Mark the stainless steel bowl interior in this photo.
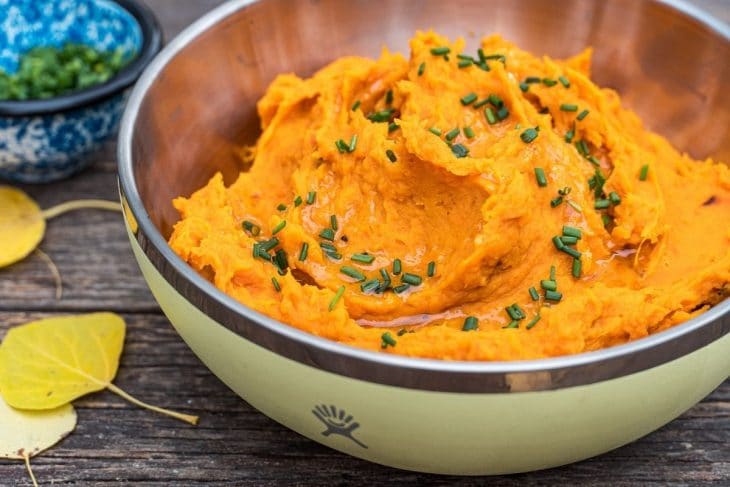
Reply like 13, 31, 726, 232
119, 0, 730, 393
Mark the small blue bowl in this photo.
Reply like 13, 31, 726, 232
0, 0, 161, 183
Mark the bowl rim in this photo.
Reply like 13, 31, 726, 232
118, 0, 730, 393
0, 0, 163, 117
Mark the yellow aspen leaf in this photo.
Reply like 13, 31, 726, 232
0, 313, 199, 425
0, 395, 77, 487
0, 185, 120, 269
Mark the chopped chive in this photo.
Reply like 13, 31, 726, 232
293, 195, 303, 207
319, 242, 337, 252
477, 60, 489, 71
474, 98, 490, 108
560, 103, 578, 112
458, 58, 473, 68
348, 134, 358, 152
307, 191, 316, 205
367, 108, 394, 122
340, 266, 366, 282
477, 48, 487, 62
451, 143, 469, 158
558, 75, 570, 88
503, 320, 520, 329
552, 236, 565, 250
260, 237, 279, 252
277, 203, 287, 211
561, 246, 582, 259
401, 273, 423, 286
242, 220, 261, 236
361, 279, 381, 293
462, 316, 479, 331
560, 236, 579, 245
562, 225, 582, 238
519, 82, 529, 92
326, 252, 342, 260
577, 109, 590, 121
386, 149, 397, 162
540, 279, 557, 291
385, 89, 394, 105
529, 286, 540, 301
496, 107, 509, 121
274, 248, 288, 270
544, 290, 563, 302
335, 139, 348, 153
506, 304, 525, 320
567, 200, 583, 213
487, 94, 503, 108
319, 228, 335, 241
550, 265, 557, 281
587, 156, 601, 166
602, 214, 613, 227
520, 127, 539, 143
381, 331, 397, 348
445, 127, 460, 141
525, 76, 541, 84
429, 127, 442, 136
542, 78, 558, 87
639, 164, 649, 181
572, 258, 582, 278
565, 126, 575, 143
352, 253, 375, 264
397, 328, 407, 336
351, 100, 361, 111
526, 314, 541, 329
329, 285, 345, 311
534, 167, 548, 187
594, 199, 610, 209
393, 258, 402, 275
329, 215, 338, 231
550, 196, 564, 207
609, 191, 621, 205
393, 283, 410, 294
463, 126, 475, 139
427, 261, 436, 277
460, 92, 478, 106
379, 268, 392, 292
430, 46, 450, 56
418, 62, 426, 76
388, 122, 400, 133
271, 276, 281, 292
559, 187, 572, 196
272, 220, 286, 235
576, 139, 589, 156
484, 53, 506, 63
298, 242, 309, 261
251, 244, 263, 260
485, 107, 497, 124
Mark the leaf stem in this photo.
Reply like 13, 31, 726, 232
106, 383, 199, 425
41, 200, 120, 220
23, 452, 39, 487
35, 249, 63, 300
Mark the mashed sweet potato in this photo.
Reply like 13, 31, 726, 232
169, 32, 730, 361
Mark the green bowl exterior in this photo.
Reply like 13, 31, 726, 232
125, 220, 730, 475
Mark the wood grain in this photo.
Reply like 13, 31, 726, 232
0, 0, 727, 485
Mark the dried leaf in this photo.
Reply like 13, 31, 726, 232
0, 394, 77, 487
0, 313, 198, 425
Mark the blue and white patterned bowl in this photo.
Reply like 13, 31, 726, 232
0, 0, 161, 183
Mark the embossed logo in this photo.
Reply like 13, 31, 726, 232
312, 404, 367, 449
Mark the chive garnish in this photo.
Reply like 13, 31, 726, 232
594, 199, 610, 209
340, 266, 366, 282
458, 59, 473, 68
329, 285, 345, 311
242, 220, 261, 236
445, 127, 460, 141
260, 237, 279, 252
506, 304, 524, 320
388, 122, 400, 133
327, 216, 337, 232
460, 92, 478, 106
296, 242, 308, 262
463, 126, 475, 139
348, 134, 358, 152
550, 196, 563, 207
430, 46, 450, 56
639, 164, 649, 181
293, 196, 303, 207
540, 279, 557, 291
503, 320, 519, 329
484, 53, 506, 63
552, 236, 565, 250
544, 290, 563, 302
485, 107, 497, 125
474, 98, 490, 108
560, 104, 578, 112
462, 316, 479, 331
386, 149, 397, 162
401, 273, 423, 286
381, 332, 397, 348
418, 62, 426, 76
319, 242, 336, 252
271, 276, 281, 292
306, 191, 316, 205
385, 89, 393, 105
451, 143, 469, 158
565, 126, 575, 143
525, 76, 541, 84
497, 106, 509, 120
561, 246, 581, 259
577, 109, 590, 121
397, 328, 407, 336
319, 228, 335, 241
379, 268, 392, 292
393, 259, 402, 275
361, 279, 381, 293
429, 127, 442, 136
277, 203, 287, 211
351, 100, 361, 111
560, 236, 579, 245
576, 139, 589, 156
352, 253, 375, 264
602, 214, 613, 227
272, 220, 286, 235
543, 78, 558, 87
274, 248, 288, 270
335, 139, 348, 153
520, 127, 539, 143
526, 314, 541, 329
559, 187, 572, 196
609, 191, 621, 205
487, 94, 503, 108
529, 286, 540, 301
550, 265, 557, 281
393, 283, 410, 294
572, 258, 582, 278
558, 75, 570, 88
534, 167, 548, 187
427, 261, 436, 277
519, 82, 529, 92
367, 109, 394, 123
567, 200, 582, 213
562, 226, 582, 238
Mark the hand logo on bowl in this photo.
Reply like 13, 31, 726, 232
311, 404, 367, 449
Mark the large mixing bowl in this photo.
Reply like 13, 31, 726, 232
118, 0, 730, 475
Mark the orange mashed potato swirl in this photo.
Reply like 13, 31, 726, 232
169, 32, 730, 361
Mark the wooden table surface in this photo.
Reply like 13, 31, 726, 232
1, 1, 728, 485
